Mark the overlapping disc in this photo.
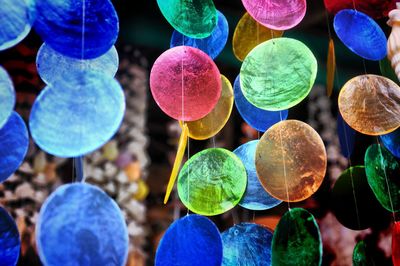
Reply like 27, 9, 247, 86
380, 128, 400, 158
324, 0, 395, 19
393, 222, 400, 265
337, 112, 356, 158
0, 207, 20, 265
0, 66, 15, 129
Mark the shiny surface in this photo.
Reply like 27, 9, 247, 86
170, 11, 228, 59
177, 148, 247, 216
256, 120, 327, 202
36, 183, 129, 266
232, 12, 283, 62
37, 43, 119, 84
221, 223, 273, 266
393, 222, 400, 266
30, 72, 125, 157
380, 128, 400, 158
337, 112, 356, 158
150, 46, 221, 121
155, 215, 222, 266
241, 0, 306, 30
0, 0, 35, 51
240, 38, 317, 111
364, 144, 400, 212
233, 141, 281, 210
272, 208, 322, 266
157, 0, 217, 38
338, 75, 400, 136
0, 112, 29, 183
353, 241, 375, 266
34, 0, 119, 59
327, 38, 336, 97
334, 9, 387, 60
233, 75, 287, 132
183, 75, 233, 140
0, 207, 20, 265
0, 66, 15, 129
324, 0, 395, 19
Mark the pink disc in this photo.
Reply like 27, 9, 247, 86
150, 46, 221, 121
241, 0, 307, 30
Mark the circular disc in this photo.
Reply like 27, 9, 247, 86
29, 72, 125, 157
0, 66, 15, 128
0, 207, 20, 265
221, 223, 273, 266
338, 74, 400, 136
37, 43, 119, 84
150, 46, 221, 121
36, 183, 129, 266
256, 120, 327, 202
240, 37, 317, 111
157, 0, 217, 38
33, 0, 119, 59
233, 12, 283, 62
241, 0, 306, 30
324, 0, 395, 19
233, 140, 282, 210
233, 75, 288, 132
177, 148, 247, 216
380, 128, 400, 158
170, 10, 228, 59
0, 112, 29, 182
155, 215, 222, 266
393, 222, 400, 265
353, 241, 376, 266
333, 9, 387, 61
183, 75, 233, 140
272, 208, 322, 266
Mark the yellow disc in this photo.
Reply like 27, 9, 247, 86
327, 38, 335, 97
338, 74, 400, 136
182, 75, 234, 140
233, 12, 283, 62
256, 120, 327, 202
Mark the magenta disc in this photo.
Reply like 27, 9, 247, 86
241, 0, 306, 30
150, 46, 221, 121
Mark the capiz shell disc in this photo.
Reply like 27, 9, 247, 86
0, 207, 20, 265
0, 66, 15, 129
393, 222, 400, 265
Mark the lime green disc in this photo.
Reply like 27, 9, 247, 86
240, 37, 317, 111
156, 0, 217, 38
177, 148, 247, 216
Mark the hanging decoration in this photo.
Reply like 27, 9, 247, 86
388, 3, 400, 81
0, 66, 15, 128
324, 0, 395, 19
393, 222, 400, 265
337, 112, 356, 158
0, 206, 20, 265
380, 128, 400, 158
352, 241, 376, 265
379, 57, 399, 84
326, 38, 336, 97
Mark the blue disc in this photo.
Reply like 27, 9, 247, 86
0, 112, 29, 183
234, 140, 282, 210
155, 215, 223, 266
170, 10, 229, 59
234, 75, 288, 132
36, 183, 129, 266
333, 9, 387, 61
0, 66, 15, 129
0, 207, 20, 265
380, 128, 400, 159
33, 0, 119, 59
29, 72, 125, 157
337, 112, 356, 158
221, 223, 273, 266
37, 43, 119, 84
0, 0, 35, 51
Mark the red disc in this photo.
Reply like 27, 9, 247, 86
324, 0, 395, 19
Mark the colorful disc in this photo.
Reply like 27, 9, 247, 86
0, 112, 29, 183
34, 0, 119, 59
29, 72, 125, 157
221, 223, 273, 266
272, 208, 322, 266
0, 66, 15, 129
177, 148, 247, 216
338, 75, 400, 136
256, 120, 327, 202
327, 38, 336, 97
337, 112, 356, 158
233, 140, 281, 211
36, 183, 128, 266
232, 12, 283, 62
182, 75, 233, 140
380, 128, 400, 158
241, 0, 306, 30
393, 222, 400, 266
150, 46, 221, 121
0, 207, 20, 265
157, 0, 217, 38
333, 9, 387, 61
37, 43, 119, 85
156, 215, 222, 266
379, 57, 399, 85
240, 38, 317, 111
324, 0, 395, 19
233, 75, 288, 132
170, 10, 228, 59
353, 241, 376, 266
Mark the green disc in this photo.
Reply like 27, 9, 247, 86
177, 148, 247, 216
156, 0, 217, 38
379, 57, 399, 85
353, 241, 376, 266
364, 144, 400, 212
272, 208, 322, 266
240, 37, 317, 111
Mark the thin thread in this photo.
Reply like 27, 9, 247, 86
362, 59, 368, 74
352, 0, 357, 10
324, 9, 332, 39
